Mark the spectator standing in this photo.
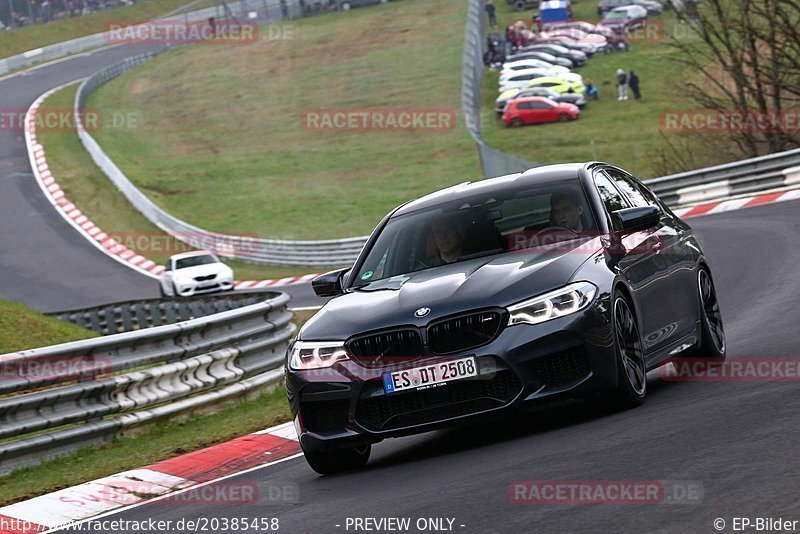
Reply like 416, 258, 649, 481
616, 68, 628, 101
485, 0, 497, 27
629, 70, 641, 100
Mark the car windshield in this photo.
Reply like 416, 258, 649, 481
606, 10, 629, 19
175, 254, 218, 269
352, 180, 596, 288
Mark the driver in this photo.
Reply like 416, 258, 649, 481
549, 190, 585, 232
426, 217, 465, 266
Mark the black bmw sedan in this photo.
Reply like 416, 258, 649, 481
285, 163, 726, 474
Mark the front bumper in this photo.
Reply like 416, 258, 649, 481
285, 294, 618, 452
174, 278, 234, 296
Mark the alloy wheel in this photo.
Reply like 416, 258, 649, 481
699, 269, 725, 353
614, 297, 646, 396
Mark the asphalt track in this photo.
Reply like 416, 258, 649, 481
0, 44, 322, 312
60, 198, 800, 533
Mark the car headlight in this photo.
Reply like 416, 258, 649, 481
174, 275, 193, 286
289, 341, 349, 370
507, 282, 597, 326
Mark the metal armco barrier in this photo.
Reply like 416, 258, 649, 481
644, 149, 800, 206
48, 289, 282, 334
0, 291, 294, 475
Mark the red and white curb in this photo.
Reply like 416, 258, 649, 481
672, 187, 800, 218
24, 85, 320, 289
0, 422, 301, 533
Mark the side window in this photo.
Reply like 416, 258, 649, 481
593, 171, 629, 229
606, 169, 658, 208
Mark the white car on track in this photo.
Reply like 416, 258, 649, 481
159, 251, 234, 297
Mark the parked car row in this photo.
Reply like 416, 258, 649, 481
496, 5, 661, 127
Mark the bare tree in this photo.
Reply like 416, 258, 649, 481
668, 0, 800, 157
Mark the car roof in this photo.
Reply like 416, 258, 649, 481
171, 250, 217, 260
393, 163, 592, 216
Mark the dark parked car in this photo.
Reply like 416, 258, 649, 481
598, 5, 649, 32
336, 0, 390, 10
521, 44, 588, 66
286, 163, 726, 474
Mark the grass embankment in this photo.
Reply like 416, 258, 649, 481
37, 85, 305, 280
0, 0, 194, 60
484, 2, 729, 178
85, 0, 477, 241
0, 298, 96, 353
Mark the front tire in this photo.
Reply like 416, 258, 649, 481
608, 292, 646, 408
691, 267, 726, 360
303, 444, 371, 475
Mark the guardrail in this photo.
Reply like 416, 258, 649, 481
644, 149, 800, 206
48, 288, 282, 334
0, 291, 293, 475
0, 0, 303, 77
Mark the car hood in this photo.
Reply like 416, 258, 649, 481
300, 241, 600, 341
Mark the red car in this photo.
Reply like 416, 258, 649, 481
503, 96, 580, 127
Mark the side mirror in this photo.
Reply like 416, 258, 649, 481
311, 268, 351, 297
613, 205, 661, 232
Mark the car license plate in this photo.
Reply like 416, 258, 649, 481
382, 356, 478, 394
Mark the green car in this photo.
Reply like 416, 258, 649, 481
525, 76, 585, 95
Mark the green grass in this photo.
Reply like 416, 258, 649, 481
0, 0, 196, 60
484, 2, 732, 178
37, 84, 314, 279
0, 387, 292, 506
86, 0, 478, 241
0, 299, 97, 354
